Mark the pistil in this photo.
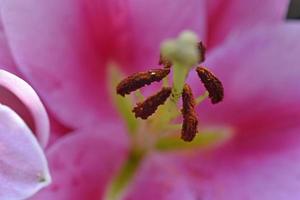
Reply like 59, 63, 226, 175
106, 30, 226, 200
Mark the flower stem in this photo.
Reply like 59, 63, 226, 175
104, 148, 146, 200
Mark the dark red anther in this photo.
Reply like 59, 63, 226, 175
198, 41, 206, 63
181, 84, 198, 142
116, 68, 170, 96
159, 54, 172, 69
196, 66, 224, 104
133, 87, 172, 119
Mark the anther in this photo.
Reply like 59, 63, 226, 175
159, 54, 172, 69
181, 84, 198, 142
133, 87, 172, 119
198, 42, 206, 63
195, 66, 224, 104
116, 68, 170, 96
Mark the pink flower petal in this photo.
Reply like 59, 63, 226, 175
31, 123, 128, 199
0, 0, 208, 128
180, 22, 300, 199
0, 0, 118, 128
179, 126, 300, 200
191, 23, 300, 134
207, 0, 290, 48
126, 0, 207, 71
0, 104, 50, 199
125, 155, 198, 200
0, 70, 50, 147
47, 115, 73, 146
0, 27, 19, 74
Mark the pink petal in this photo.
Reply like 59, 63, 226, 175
190, 23, 300, 134
0, 104, 50, 199
0, 0, 208, 128
0, 26, 19, 74
207, 0, 290, 48
124, 154, 198, 200
126, 0, 207, 71
178, 126, 300, 200
31, 123, 128, 200
179, 22, 300, 200
0, 70, 50, 147
47, 114, 73, 146
0, 0, 119, 128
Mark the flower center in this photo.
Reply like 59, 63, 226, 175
115, 31, 224, 144
105, 30, 230, 200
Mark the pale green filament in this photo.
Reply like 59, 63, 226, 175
196, 91, 209, 105
162, 74, 169, 87
156, 128, 233, 151
134, 89, 144, 102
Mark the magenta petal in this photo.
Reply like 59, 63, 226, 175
207, 0, 290, 48
0, 30, 19, 74
180, 126, 300, 200
125, 155, 197, 200
31, 124, 128, 200
0, 104, 50, 199
0, 0, 115, 128
183, 23, 300, 199
192, 23, 300, 134
0, 70, 49, 147
126, 0, 207, 71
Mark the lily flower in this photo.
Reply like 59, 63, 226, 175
0, 0, 299, 200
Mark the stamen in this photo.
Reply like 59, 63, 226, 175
133, 87, 172, 119
197, 42, 206, 63
181, 84, 198, 142
116, 68, 170, 96
196, 66, 224, 104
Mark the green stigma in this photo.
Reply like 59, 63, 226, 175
161, 31, 200, 101
161, 30, 200, 67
